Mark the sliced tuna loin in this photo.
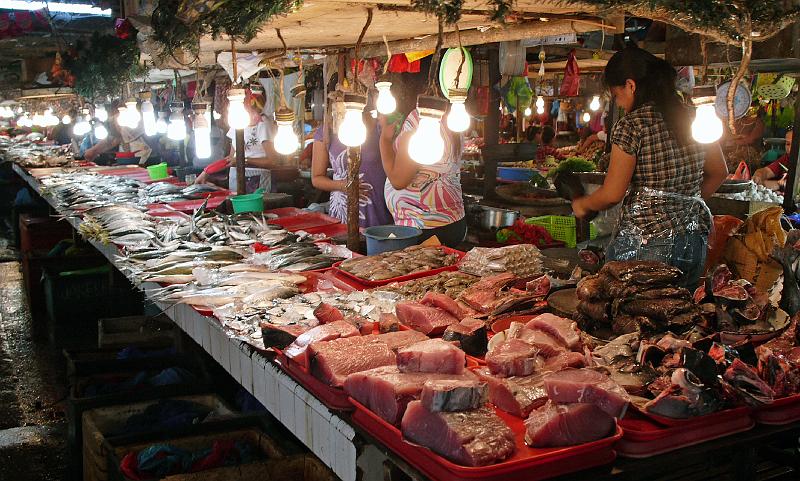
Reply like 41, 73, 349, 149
260, 323, 309, 349
541, 351, 587, 373
507, 322, 567, 357
395, 301, 459, 335
344, 367, 477, 425
401, 401, 516, 466
486, 339, 542, 377
344, 315, 376, 335
284, 321, 361, 367
525, 401, 615, 447
421, 379, 488, 412
525, 313, 581, 350
309, 336, 395, 386
379, 312, 400, 333
442, 318, 488, 356
397, 339, 466, 374
420, 292, 464, 319
314, 302, 345, 323
377, 330, 429, 352
476, 367, 548, 418
543, 368, 631, 418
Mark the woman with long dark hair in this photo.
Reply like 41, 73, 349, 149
571, 47, 728, 288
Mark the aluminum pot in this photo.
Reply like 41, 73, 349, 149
477, 206, 519, 230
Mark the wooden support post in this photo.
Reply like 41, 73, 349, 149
235, 130, 246, 195
483, 44, 501, 200
347, 147, 362, 252
782, 22, 800, 214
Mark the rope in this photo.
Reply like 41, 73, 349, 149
353, 8, 374, 94
382, 35, 391, 75
231, 37, 238, 84
453, 23, 465, 89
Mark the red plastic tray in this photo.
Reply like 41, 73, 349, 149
350, 397, 621, 481
754, 393, 800, 425
265, 207, 303, 218
157, 196, 228, 213
298, 270, 358, 294
332, 246, 466, 288
629, 405, 751, 428
268, 212, 341, 231
616, 408, 754, 458
304, 223, 350, 239
274, 353, 355, 411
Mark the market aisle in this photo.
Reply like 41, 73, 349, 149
0, 249, 67, 480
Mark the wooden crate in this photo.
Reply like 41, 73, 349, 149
82, 394, 234, 481
97, 315, 180, 350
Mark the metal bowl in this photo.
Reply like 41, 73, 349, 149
476, 206, 519, 230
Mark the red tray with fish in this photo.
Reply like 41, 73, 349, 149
304, 223, 351, 240
349, 396, 621, 481
157, 196, 229, 213
617, 408, 754, 458
627, 405, 751, 428
753, 394, 800, 425
274, 353, 356, 411
332, 246, 466, 288
264, 207, 303, 218
267, 212, 341, 231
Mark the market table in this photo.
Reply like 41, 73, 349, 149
11, 162, 800, 481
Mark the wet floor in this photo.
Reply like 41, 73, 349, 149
0, 234, 68, 480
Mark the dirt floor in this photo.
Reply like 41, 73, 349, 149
0, 225, 68, 480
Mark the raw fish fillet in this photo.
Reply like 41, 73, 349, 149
397, 339, 466, 374
260, 323, 310, 349
379, 312, 400, 333
420, 292, 464, 319
378, 330, 429, 352
475, 367, 548, 418
344, 367, 477, 425
486, 339, 542, 377
314, 303, 345, 323
442, 318, 488, 356
421, 379, 487, 412
525, 401, 615, 447
525, 313, 581, 350
542, 351, 587, 372
395, 301, 459, 335
284, 320, 361, 368
543, 368, 631, 418
401, 401, 516, 466
309, 336, 395, 386
507, 322, 567, 357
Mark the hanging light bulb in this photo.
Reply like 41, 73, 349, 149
408, 95, 448, 165
61, 114, 72, 125
273, 107, 299, 155
582, 112, 591, 123
375, 80, 396, 115
535, 96, 545, 109
536, 105, 545, 115
94, 123, 108, 140
337, 94, 367, 147
524, 107, 532, 117
589, 95, 601, 112
192, 102, 211, 159
31, 112, 44, 127
446, 88, 470, 133
141, 98, 156, 137
227, 88, 250, 130
17, 112, 32, 128
117, 106, 129, 127
0, 106, 10, 118
72, 109, 91, 135
155, 111, 168, 134
691, 103, 723, 144
167, 102, 187, 141
44, 109, 59, 126
124, 98, 140, 128
95, 104, 108, 122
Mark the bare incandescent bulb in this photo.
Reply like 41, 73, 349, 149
192, 104, 211, 159
167, 103, 187, 141
155, 111, 168, 134
273, 108, 299, 155
95, 105, 108, 122
61, 114, 72, 125
535, 96, 545, 109
375, 81, 396, 115
337, 94, 367, 147
124, 98, 140, 128
590, 95, 601, 111
524, 107, 532, 117
72, 109, 91, 135
227, 88, 250, 130
446, 88, 470, 133
582, 112, 591, 123
408, 95, 447, 165
691, 104, 723, 144
94, 123, 108, 140
141, 100, 156, 136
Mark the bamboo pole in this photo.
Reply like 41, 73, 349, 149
346, 147, 362, 251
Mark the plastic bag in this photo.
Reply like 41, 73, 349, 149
559, 50, 580, 97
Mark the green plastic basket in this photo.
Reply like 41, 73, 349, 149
230, 192, 264, 213
146, 163, 168, 180
525, 215, 597, 248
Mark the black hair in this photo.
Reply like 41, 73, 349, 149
604, 46, 693, 145
525, 125, 541, 142
541, 125, 555, 145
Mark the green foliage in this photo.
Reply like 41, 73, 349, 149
411, 0, 464, 24
547, 157, 596, 177
66, 32, 145, 101
151, 0, 301, 60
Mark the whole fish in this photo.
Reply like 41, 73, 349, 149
772, 246, 800, 316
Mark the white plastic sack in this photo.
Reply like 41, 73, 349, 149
217, 51, 265, 84
499, 41, 526, 77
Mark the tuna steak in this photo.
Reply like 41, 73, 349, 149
401, 401, 516, 466
397, 339, 466, 374
524, 401, 615, 448
525, 313, 581, 350
377, 330, 429, 352
260, 323, 309, 349
309, 336, 395, 387
421, 379, 488, 412
284, 321, 361, 367
475, 367, 548, 418
314, 303, 345, 323
541, 351, 587, 372
543, 368, 631, 418
420, 292, 464, 319
442, 318, 488, 356
344, 366, 477, 425
507, 322, 567, 357
395, 301, 459, 335
486, 339, 542, 377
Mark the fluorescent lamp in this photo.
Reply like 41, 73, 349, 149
0, 1, 112, 15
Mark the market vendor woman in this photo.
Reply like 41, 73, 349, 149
571, 47, 728, 288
